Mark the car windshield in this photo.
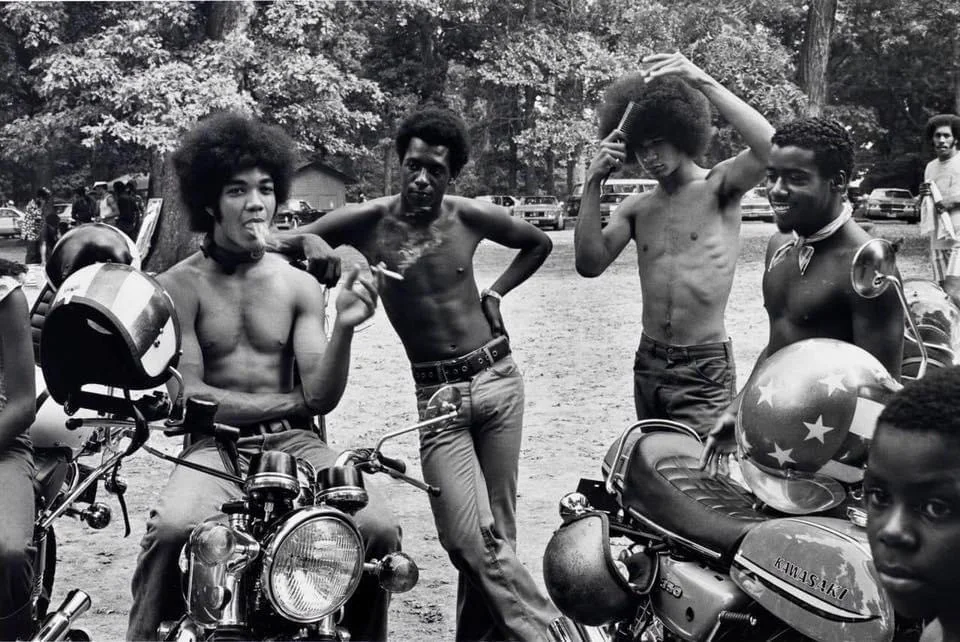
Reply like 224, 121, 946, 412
872, 189, 912, 199
522, 197, 555, 205
600, 193, 628, 204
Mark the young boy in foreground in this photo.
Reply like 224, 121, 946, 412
866, 366, 960, 642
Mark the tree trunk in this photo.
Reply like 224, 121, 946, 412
797, 0, 838, 117
954, 33, 960, 115
545, 149, 555, 195
144, 0, 254, 273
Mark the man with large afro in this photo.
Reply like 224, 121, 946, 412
919, 113, 960, 304
575, 52, 775, 437
269, 105, 584, 640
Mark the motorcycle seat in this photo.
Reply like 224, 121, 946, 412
616, 431, 770, 563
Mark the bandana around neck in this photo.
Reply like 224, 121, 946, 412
201, 235, 264, 274
767, 203, 853, 275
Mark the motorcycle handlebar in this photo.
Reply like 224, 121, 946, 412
377, 453, 407, 475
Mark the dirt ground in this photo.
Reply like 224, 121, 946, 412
2, 219, 931, 641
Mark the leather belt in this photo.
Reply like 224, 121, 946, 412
233, 416, 316, 438
411, 336, 511, 385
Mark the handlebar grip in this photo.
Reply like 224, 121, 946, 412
377, 453, 407, 475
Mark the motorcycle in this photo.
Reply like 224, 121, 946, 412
542, 238, 945, 642
153, 386, 462, 642
30, 256, 180, 641
25, 228, 179, 642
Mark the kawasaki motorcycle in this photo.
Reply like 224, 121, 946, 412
542, 238, 944, 642
154, 387, 462, 641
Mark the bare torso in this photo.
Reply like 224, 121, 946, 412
349, 195, 495, 362
630, 174, 741, 345
165, 253, 304, 393
763, 222, 884, 354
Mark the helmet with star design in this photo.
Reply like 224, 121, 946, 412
736, 338, 901, 515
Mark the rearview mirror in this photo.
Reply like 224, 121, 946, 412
851, 238, 897, 299
423, 386, 462, 420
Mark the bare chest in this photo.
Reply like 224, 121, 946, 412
764, 253, 848, 326
634, 190, 739, 264
194, 276, 296, 359
364, 216, 479, 294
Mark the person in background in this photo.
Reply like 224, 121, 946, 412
71, 185, 96, 225
918, 114, 960, 305
115, 181, 141, 241
42, 192, 59, 262
93, 181, 118, 226
21, 188, 47, 266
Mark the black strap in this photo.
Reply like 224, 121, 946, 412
201, 235, 264, 274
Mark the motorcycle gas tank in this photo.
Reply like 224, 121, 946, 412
30, 366, 97, 455
730, 516, 894, 642
903, 278, 960, 375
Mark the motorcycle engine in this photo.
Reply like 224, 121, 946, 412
650, 555, 750, 642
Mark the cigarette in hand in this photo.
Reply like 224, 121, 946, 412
371, 262, 403, 281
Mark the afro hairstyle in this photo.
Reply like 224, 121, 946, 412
876, 365, 960, 445
925, 113, 960, 146
173, 112, 296, 235
771, 118, 854, 182
395, 106, 470, 178
597, 73, 712, 161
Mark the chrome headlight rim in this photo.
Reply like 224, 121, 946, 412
260, 506, 364, 623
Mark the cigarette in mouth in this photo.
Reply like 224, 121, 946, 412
251, 222, 269, 250
371, 262, 404, 281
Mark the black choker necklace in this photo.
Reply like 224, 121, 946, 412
201, 235, 264, 274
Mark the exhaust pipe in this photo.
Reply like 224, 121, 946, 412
31, 589, 91, 641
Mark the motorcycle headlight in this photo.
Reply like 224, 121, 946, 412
261, 507, 364, 622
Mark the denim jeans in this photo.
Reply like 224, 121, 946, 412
416, 355, 561, 642
633, 333, 737, 437
0, 435, 36, 640
126, 429, 401, 641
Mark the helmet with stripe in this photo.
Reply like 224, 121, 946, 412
736, 338, 900, 515
40, 262, 180, 402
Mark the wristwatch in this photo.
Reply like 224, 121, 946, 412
480, 288, 502, 302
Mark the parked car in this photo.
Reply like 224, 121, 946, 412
475, 194, 519, 216
598, 192, 632, 226
277, 198, 324, 227
513, 195, 565, 230
566, 179, 658, 223
864, 188, 919, 222
0, 206, 24, 237
740, 186, 774, 222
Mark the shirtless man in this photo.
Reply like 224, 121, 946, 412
576, 52, 775, 435
126, 113, 400, 641
701, 117, 903, 472
272, 106, 575, 641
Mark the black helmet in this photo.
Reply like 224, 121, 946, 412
40, 263, 180, 402
45, 223, 141, 290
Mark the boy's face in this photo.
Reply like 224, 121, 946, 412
401, 137, 451, 218
212, 167, 275, 253
865, 422, 960, 619
932, 125, 957, 161
766, 144, 842, 236
635, 138, 683, 181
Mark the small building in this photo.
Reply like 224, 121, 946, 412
291, 161, 357, 212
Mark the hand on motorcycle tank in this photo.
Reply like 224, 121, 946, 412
699, 408, 737, 476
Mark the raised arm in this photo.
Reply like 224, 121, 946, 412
643, 52, 774, 196
574, 132, 635, 277
158, 271, 308, 425
0, 286, 35, 452
268, 202, 382, 287
291, 267, 379, 415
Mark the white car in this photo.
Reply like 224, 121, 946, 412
741, 187, 774, 222
0, 207, 24, 237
